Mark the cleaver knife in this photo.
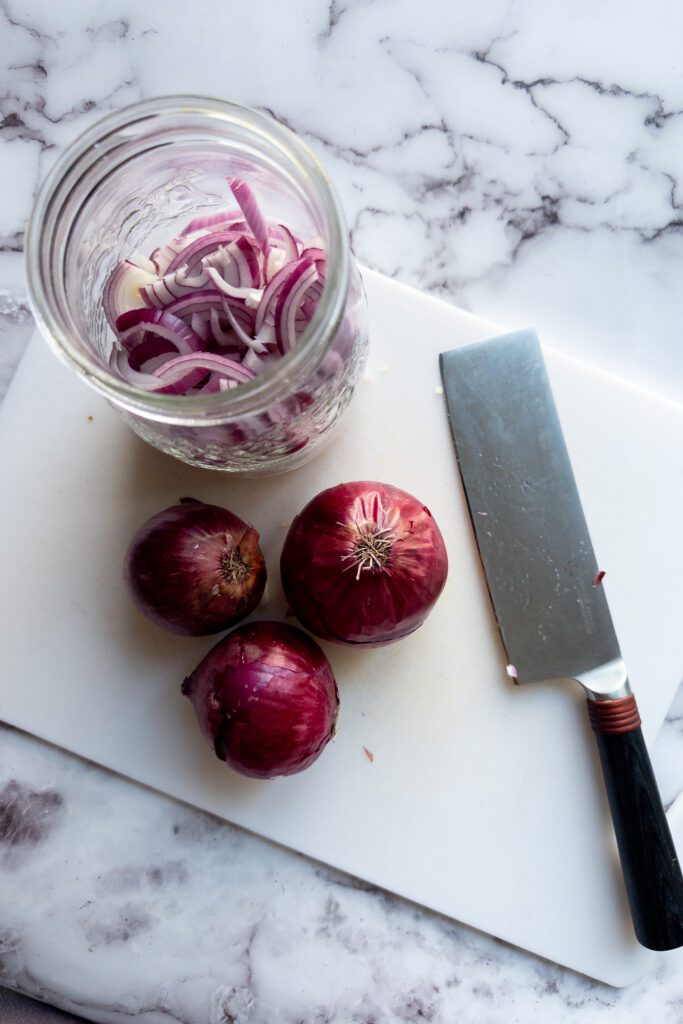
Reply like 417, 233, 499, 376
440, 329, 683, 951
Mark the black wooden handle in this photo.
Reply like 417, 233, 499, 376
588, 694, 683, 950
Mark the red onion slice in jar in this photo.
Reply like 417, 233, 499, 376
275, 224, 299, 264
232, 235, 263, 287
102, 176, 330, 396
126, 336, 178, 373
226, 177, 269, 254
152, 352, 257, 395
209, 307, 236, 347
130, 252, 157, 275
301, 245, 326, 269
216, 301, 265, 353
149, 235, 194, 275
103, 259, 157, 330
254, 261, 300, 334
179, 208, 246, 236
274, 259, 318, 353
202, 245, 241, 288
222, 295, 257, 337
190, 312, 212, 345
115, 309, 205, 353
165, 231, 244, 277
110, 348, 168, 390
204, 266, 262, 307
162, 289, 226, 319
242, 348, 270, 374
140, 267, 212, 308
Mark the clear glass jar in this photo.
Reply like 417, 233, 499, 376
25, 96, 368, 474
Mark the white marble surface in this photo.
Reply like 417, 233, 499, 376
1, 0, 683, 1020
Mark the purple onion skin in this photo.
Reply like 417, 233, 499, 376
124, 498, 266, 636
280, 481, 449, 647
182, 621, 339, 779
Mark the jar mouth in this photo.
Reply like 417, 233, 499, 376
25, 95, 349, 426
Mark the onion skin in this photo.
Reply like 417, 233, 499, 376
182, 621, 339, 779
124, 498, 266, 636
280, 481, 448, 647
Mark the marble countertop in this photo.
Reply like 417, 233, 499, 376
1, 1, 683, 1021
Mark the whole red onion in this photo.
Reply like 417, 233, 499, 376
182, 621, 339, 778
280, 481, 448, 646
125, 498, 266, 636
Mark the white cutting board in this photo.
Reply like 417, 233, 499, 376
1, 269, 682, 988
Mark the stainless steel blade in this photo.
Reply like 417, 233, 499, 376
440, 329, 621, 686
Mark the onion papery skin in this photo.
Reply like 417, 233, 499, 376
182, 621, 339, 779
125, 498, 266, 636
280, 481, 449, 647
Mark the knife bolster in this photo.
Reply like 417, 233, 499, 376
577, 657, 631, 700
587, 694, 641, 735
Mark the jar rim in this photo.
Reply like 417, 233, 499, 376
24, 95, 349, 426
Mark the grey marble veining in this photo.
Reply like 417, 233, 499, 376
1, 0, 683, 1021
1, 725, 682, 1024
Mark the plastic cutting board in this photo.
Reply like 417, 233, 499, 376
1, 268, 682, 986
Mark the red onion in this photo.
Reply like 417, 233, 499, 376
226, 177, 269, 254
274, 258, 318, 353
280, 481, 449, 646
179, 208, 246, 236
116, 308, 204, 352
125, 498, 266, 636
102, 259, 156, 330
182, 621, 339, 779
102, 176, 327, 396
152, 352, 256, 394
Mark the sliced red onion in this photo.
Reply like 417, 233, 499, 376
111, 347, 168, 390
300, 299, 319, 322
242, 348, 270, 374
301, 245, 326, 269
233, 235, 262, 287
103, 260, 157, 330
274, 259, 318, 353
103, 177, 328, 396
115, 308, 204, 354
265, 248, 288, 281
254, 322, 276, 349
150, 235, 198, 274
162, 290, 226, 319
153, 352, 256, 387
222, 295, 257, 337
202, 245, 240, 288
190, 312, 212, 344
127, 335, 178, 373
227, 177, 269, 253
305, 278, 325, 302
216, 300, 265, 353
179, 208, 245, 237
205, 266, 262, 306
140, 268, 205, 308
276, 224, 299, 264
150, 247, 176, 276
166, 230, 243, 277
254, 261, 300, 334
209, 308, 235, 347
131, 252, 158, 275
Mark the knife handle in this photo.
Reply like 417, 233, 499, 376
587, 694, 683, 950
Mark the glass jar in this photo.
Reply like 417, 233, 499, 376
25, 96, 368, 474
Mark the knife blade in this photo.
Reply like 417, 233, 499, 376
440, 328, 683, 951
